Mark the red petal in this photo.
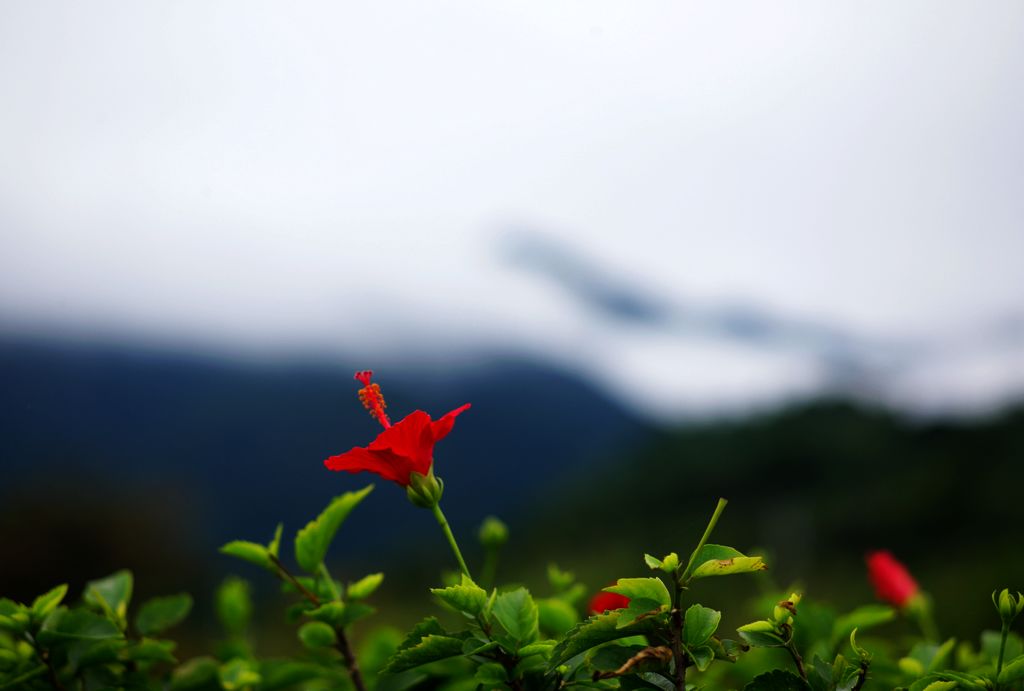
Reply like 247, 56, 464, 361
324, 446, 404, 484
428, 403, 471, 442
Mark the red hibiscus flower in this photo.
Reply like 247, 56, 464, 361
324, 371, 471, 487
588, 590, 630, 615
866, 550, 919, 608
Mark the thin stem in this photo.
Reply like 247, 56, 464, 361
681, 498, 728, 583
268, 557, 366, 691
785, 641, 808, 680
269, 554, 321, 606
431, 502, 471, 579
669, 577, 687, 691
481, 546, 499, 588
318, 563, 342, 602
997, 622, 1010, 682
852, 661, 869, 691
912, 598, 940, 644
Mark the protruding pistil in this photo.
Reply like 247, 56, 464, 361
354, 370, 391, 428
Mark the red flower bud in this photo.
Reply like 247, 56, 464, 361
866, 550, 919, 608
588, 590, 630, 615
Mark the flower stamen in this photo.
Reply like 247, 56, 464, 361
355, 370, 391, 428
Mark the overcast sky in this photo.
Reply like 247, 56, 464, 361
1, 2, 1022, 418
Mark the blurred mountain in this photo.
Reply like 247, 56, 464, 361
0, 336, 650, 601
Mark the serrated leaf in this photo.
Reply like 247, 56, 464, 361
493, 588, 539, 646
682, 605, 721, 647
396, 617, 448, 652
605, 578, 671, 608
84, 570, 133, 624
616, 598, 667, 628
691, 555, 767, 579
31, 584, 68, 618
431, 575, 488, 617
549, 610, 658, 667
744, 669, 812, 690
383, 634, 466, 673
37, 608, 123, 643
135, 593, 193, 635
294, 485, 374, 572
348, 573, 384, 600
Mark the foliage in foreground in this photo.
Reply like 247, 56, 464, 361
3, 372, 1022, 691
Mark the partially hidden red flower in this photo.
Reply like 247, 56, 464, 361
324, 370, 471, 487
588, 590, 630, 615
866, 550, 919, 608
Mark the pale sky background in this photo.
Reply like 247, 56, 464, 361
1, 1, 1022, 419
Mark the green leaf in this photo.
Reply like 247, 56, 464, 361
37, 608, 123, 644
170, 656, 220, 690
690, 554, 767, 579
339, 602, 375, 628
124, 637, 178, 663
690, 644, 714, 672
135, 593, 193, 635
219, 658, 261, 690
431, 575, 488, 617
538, 598, 578, 637
644, 554, 662, 569
616, 598, 667, 628
383, 634, 466, 673
549, 610, 658, 667
682, 605, 721, 647
744, 669, 812, 690
493, 588, 540, 646
1000, 654, 1024, 684
604, 578, 671, 608
831, 605, 895, 646
548, 564, 576, 592
737, 621, 785, 648
475, 662, 508, 685
518, 641, 556, 658
31, 584, 68, 618
268, 522, 283, 558
258, 661, 327, 691
84, 570, 133, 624
396, 616, 447, 651
298, 621, 337, 649
348, 573, 384, 600
219, 541, 272, 569
216, 577, 252, 636
294, 485, 374, 572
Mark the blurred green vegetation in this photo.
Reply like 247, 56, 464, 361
514, 399, 1024, 641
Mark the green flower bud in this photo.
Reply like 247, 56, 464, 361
298, 621, 338, 649
406, 470, 444, 508
773, 593, 801, 624
478, 516, 509, 548
992, 588, 1024, 626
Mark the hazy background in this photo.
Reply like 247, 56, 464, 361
1, 1, 1022, 644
